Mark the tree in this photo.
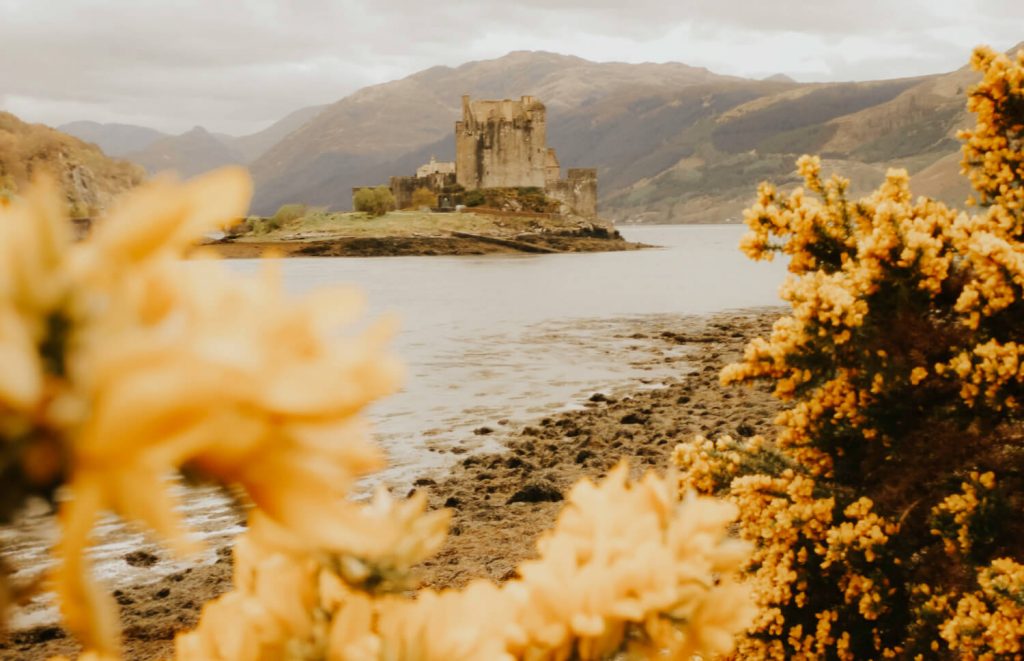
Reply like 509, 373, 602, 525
408, 186, 436, 210
271, 203, 307, 225
353, 186, 396, 217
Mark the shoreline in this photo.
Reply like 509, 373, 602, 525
413, 308, 781, 588
0, 308, 782, 660
200, 233, 650, 258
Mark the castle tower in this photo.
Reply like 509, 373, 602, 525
455, 95, 549, 189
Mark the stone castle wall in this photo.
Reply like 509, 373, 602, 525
455, 95, 548, 190
546, 168, 597, 218
388, 172, 457, 209
355, 95, 599, 218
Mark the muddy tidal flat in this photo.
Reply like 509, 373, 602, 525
1, 308, 782, 660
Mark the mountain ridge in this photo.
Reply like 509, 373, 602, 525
57, 120, 167, 157
247, 49, 983, 220
60, 105, 327, 178
58, 45, 1024, 222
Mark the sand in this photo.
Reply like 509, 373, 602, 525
0, 308, 782, 660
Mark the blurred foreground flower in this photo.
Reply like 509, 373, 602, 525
177, 462, 753, 660
3, 171, 752, 660
0, 170, 402, 654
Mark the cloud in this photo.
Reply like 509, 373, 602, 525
1, 0, 1021, 135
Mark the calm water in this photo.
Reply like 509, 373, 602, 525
228, 223, 790, 483
5, 224, 790, 628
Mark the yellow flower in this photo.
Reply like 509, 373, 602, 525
0, 171, 404, 655
508, 462, 753, 659
374, 581, 518, 661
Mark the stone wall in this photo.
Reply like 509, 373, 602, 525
388, 172, 458, 209
455, 95, 548, 190
355, 95, 599, 218
544, 148, 560, 186
546, 168, 598, 218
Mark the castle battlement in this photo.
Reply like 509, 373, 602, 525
356, 95, 597, 218
456, 95, 550, 190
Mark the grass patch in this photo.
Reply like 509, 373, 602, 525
233, 209, 589, 242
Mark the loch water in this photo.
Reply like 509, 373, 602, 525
227, 223, 790, 484
3, 223, 791, 628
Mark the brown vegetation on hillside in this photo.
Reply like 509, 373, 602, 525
0, 112, 143, 215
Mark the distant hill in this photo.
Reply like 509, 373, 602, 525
77, 106, 328, 179
249, 51, 735, 214
912, 151, 972, 206
125, 126, 244, 178
245, 49, 991, 221
59, 120, 167, 157
54, 46, 1013, 222
0, 112, 143, 215
232, 104, 326, 163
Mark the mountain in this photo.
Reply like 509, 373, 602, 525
96, 106, 325, 179
245, 49, 989, 221
0, 112, 143, 215
125, 126, 244, 178
58, 120, 167, 157
249, 51, 735, 214
599, 65, 982, 222
232, 104, 326, 163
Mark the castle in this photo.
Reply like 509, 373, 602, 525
354, 95, 597, 218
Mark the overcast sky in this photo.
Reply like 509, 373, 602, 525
2, 0, 1022, 136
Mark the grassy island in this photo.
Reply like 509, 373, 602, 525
204, 207, 645, 258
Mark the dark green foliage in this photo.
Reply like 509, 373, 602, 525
247, 216, 282, 234
272, 203, 308, 225
353, 186, 396, 217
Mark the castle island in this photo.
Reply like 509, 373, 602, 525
212, 95, 642, 257
356, 95, 598, 218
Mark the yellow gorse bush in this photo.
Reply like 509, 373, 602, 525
941, 558, 1024, 659
722, 157, 965, 476
0, 170, 754, 659
674, 436, 903, 658
673, 44, 1024, 659
930, 471, 1002, 559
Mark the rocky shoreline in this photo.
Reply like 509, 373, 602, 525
413, 308, 781, 588
1, 308, 782, 660
203, 232, 649, 258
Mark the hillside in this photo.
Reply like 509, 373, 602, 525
0, 112, 143, 215
249, 51, 736, 214
75, 106, 328, 179
232, 104, 326, 163
594, 65, 981, 222
125, 126, 244, 178
246, 49, 994, 221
